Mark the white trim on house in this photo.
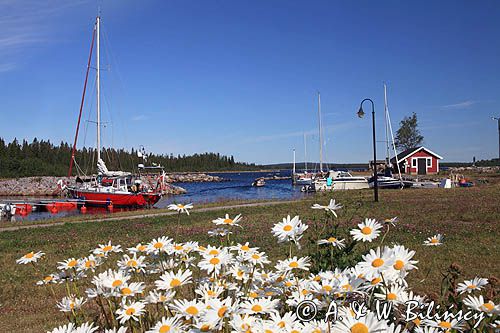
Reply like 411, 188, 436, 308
396, 146, 443, 163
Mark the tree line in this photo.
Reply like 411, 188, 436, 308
0, 138, 259, 178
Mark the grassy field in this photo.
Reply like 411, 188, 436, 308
0, 183, 499, 332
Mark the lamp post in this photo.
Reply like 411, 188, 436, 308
358, 98, 379, 202
492, 117, 500, 166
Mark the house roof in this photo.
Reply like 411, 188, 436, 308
390, 146, 443, 163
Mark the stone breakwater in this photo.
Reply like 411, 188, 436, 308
0, 172, 222, 197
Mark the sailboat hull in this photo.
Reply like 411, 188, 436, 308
68, 188, 161, 207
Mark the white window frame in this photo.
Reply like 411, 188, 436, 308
427, 158, 432, 167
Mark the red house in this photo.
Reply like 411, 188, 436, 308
391, 146, 443, 175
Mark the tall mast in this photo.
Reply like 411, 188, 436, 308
292, 149, 296, 175
384, 83, 390, 165
303, 132, 307, 173
384, 83, 404, 183
318, 91, 323, 172
96, 15, 101, 164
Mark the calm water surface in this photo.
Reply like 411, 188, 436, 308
1, 171, 308, 222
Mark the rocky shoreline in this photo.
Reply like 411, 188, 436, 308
0, 173, 222, 197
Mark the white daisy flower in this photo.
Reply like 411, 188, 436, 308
311, 199, 342, 217
456, 277, 488, 294
77, 255, 101, 272
317, 237, 346, 249
127, 243, 147, 254
463, 294, 499, 314
116, 301, 146, 324
212, 213, 243, 227
146, 315, 185, 333
118, 282, 145, 298
155, 269, 192, 290
243, 250, 270, 267
423, 234, 443, 246
57, 258, 79, 271
241, 297, 279, 315
271, 215, 308, 246
37, 274, 59, 285
102, 270, 130, 291
16, 251, 45, 264
374, 284, 407, 304
117, 253, 146, 273
427, 318, 465, 331
167, 203, 193, 215
198, 250, 233, 275
390, 245, 418, 274
46, 323, 75, 333
332, 309, 388, 333
357, 247, 395, 279
147, 236, 172, 254
93, 241, 122, 256
275, 256, 311, 272
383, 216, 399, 226
170, 299, 204, 319
195, 283, 225, 301
74, 322, 99, 333
56, 294, 86, 312
350, 218, 383, 242
208, 228, 232, 237
104, 327, 128, 333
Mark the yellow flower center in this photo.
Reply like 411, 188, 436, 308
125, 308, 136, 316
103, 245, 113, 252
44, 276, 53, 282
413, 318, 421, 326
85, 260, 96, 268
361, 226, 372, 235
25, 252, 34, 259
278, 321, 286, 328
170, 278, 181, 287
209, 249, 219, 255
342, 284, 352, 291
291, 330, 300, 333
483, 303, 494, 311
178, 204, 185, 209
112, 279, 123, 287
69, 302, 75, 309
251, 254, 260, 260
438, 321, 452, 329
186, 306, 199, 315
154, 242, 163, 249
218, 306, 228, 318
350, 322, 369, 333
127, 260, 138, 267
241, 245, 250, 251
210, 257, 221, 265
249, 291, 258, 298
302, 289, 309, 295
372, 258, 384, 267
289, 261, 299, 268
159, 325, 171, 333
251, 304, 263, 312
223, 218, 233, 224
121, 287, 132, 295
200, 325, 210, 332
431, 238, 439, 244
323, 285, 333, 292
394, 260, 405, 270
467, 284, 477, 289
174, 245, 183, 251
68, 259, 77, 267
327, 237, 337, 242
387, 293, 397, 300
283, 225, 293, 231
138, 245, 146, 251
371, 277, 382, 285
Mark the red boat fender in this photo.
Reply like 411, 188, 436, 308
107, 202, 114, 211
19, 207, 28, 216
80, 205, 87, 214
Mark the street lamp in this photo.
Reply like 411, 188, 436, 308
492, 117, 500, 166
358, 98, 378, 202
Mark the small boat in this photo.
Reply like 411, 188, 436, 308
314, 170, 369, 191
252, 178, 266, 187
0, 203, 16, 218
368, 174, 413, 189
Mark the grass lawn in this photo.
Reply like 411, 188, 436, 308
0, 184, 499, 332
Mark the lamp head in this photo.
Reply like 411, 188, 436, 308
357, 106, 365, 118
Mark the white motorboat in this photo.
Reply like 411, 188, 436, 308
314, 170, 369, 191
252, 178, 266, 187
0, 203, 16, 218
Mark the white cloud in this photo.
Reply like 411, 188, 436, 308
441, 100, 478, 110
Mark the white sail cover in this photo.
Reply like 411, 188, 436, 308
97, 158, 131, 177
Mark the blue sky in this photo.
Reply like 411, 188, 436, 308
1, 0, 499, 164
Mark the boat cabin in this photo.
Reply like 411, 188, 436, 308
391, 146, 443, 175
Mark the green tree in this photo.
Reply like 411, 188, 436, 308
394, 112, 424, 151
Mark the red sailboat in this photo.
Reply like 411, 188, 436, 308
65, 15, 163, 208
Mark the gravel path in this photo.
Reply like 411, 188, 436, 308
0, 200, 294, 232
